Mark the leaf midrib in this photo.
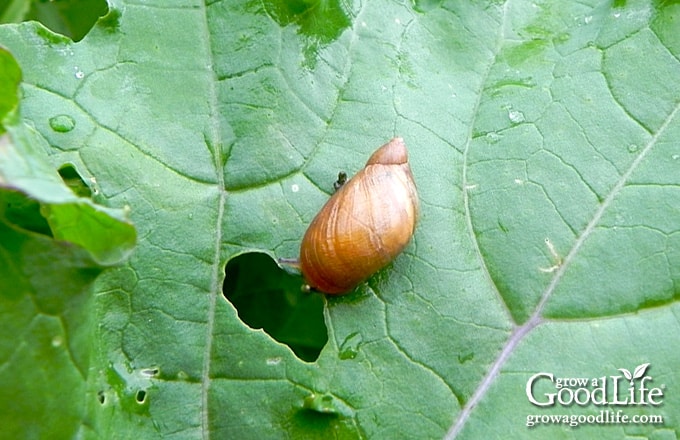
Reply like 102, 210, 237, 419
199, 3, 227, 439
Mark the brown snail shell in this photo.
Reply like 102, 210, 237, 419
299, 137, 418, 294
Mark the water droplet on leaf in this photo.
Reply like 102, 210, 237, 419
49, 115, 76, 133
508, 109, 526, 124
555, 32, 570, 43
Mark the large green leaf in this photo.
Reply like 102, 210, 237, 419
1, 0, 679, 438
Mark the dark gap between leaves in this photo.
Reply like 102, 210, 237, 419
0, 190, 52, 236
22, 0, 109, 42
0, 165, 92, 236
58, 164, 92, 198
223, 252, 327, 362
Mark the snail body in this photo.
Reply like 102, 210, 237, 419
299, 137, 418, 294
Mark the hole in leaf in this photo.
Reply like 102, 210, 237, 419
223, 252, 327, 362
262, 0, 350, 44
58, 164, 92, 198
97, 390, 105, 405
135, 390, 146, 404
18, 0, 109, 42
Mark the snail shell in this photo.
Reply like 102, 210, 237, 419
299, 137, 418, 294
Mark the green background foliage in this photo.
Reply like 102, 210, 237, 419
1, 0, 680, 438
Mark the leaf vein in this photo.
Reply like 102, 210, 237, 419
445, 73, 680, 440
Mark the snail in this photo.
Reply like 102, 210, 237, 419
299, 137, 418, 294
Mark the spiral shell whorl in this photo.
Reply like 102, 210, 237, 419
299, 137, 418, 294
